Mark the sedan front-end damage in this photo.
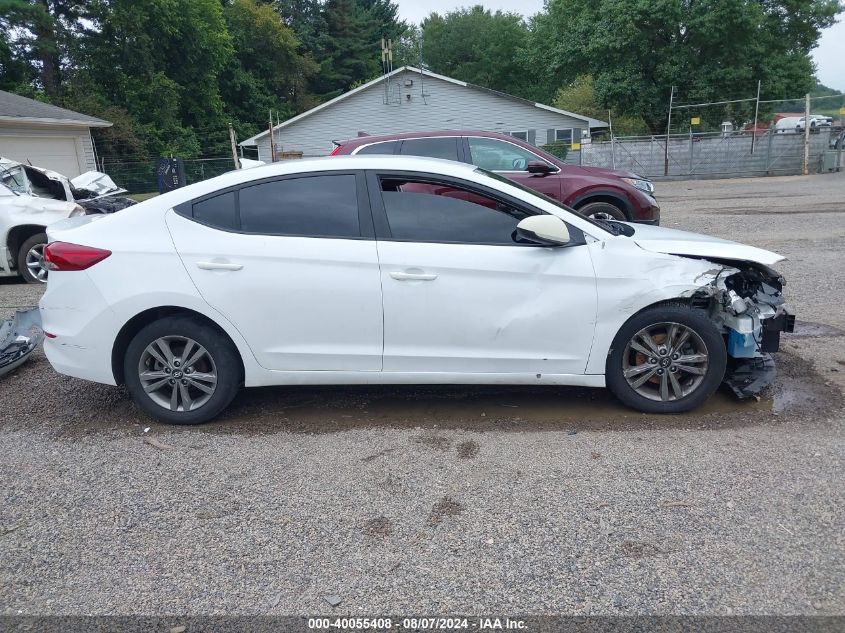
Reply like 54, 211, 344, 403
688, 259, 795, 398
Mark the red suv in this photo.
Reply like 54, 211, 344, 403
331, 130, 660, 224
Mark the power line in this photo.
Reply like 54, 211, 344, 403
672, 97, 757, 109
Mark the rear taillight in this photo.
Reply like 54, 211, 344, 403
329, 144, 343, 156
44, 242, 111, 272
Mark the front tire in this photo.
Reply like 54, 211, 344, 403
124, 316, 241, 425
579, 201, 626, 221
18, 233, 48, 284
605, 305, 727, 413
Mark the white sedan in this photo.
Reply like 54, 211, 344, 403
39, 156, 793, 425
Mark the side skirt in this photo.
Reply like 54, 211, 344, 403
245, 371, 606, 389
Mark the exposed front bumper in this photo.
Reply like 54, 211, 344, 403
724, 309, 794, 398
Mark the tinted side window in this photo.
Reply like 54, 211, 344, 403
193, 191, 237, 230
356, 141, 398, 155
399, 137, 460, 161
239, 174, 359, 237
379, 177, 534, 245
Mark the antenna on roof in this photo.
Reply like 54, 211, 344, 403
418, 40, 427, 105
381, 38, 394, 105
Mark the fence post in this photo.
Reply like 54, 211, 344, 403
228, 124, 241, 170
688, 128, 694, 175
649, 137, 654, 175
803, 93, 810, 175
837, 133, 843, 172
765, 130, 774, 175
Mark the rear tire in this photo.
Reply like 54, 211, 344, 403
18, 233, 48, 284
124, 316, 241, 425
605, 305, 727, 413
579, 201, 626, 221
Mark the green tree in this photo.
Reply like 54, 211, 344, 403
77, 0, 234, 157
221, 0, 317, 140
310, 0, 406, 99
421, 6, 536, 98
554, 76, 648, 135
0, 0, 92, 99
530, 0, 842, 133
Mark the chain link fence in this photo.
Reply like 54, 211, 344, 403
561, 90, 845, 179
99, 157, 237, 195
564, 127, 843, 178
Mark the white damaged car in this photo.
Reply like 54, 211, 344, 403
39, 156, 794, 424
1, 157, 135, 282
0, 181, 87, 283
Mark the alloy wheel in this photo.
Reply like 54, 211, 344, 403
138, 336, 218, 412
25, 244, 48, 283
621, 322, 709, 402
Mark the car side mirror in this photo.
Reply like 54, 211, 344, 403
527, 161, 554, 175
516, 216, 571, 246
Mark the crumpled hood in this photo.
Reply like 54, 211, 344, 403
626, 223, 785, 266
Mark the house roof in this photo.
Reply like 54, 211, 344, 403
240, 66, 608, 146
0, 90, 111, 128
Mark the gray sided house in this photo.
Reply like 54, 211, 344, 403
241, 66, 607, 160
0, 90, 111, 177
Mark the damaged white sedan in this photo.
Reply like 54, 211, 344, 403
39, 156, 793, 424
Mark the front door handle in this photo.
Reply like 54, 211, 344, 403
196, 261, 243, 271
389, 271, 438, 281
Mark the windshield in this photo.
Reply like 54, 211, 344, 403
0, 181, 16, 197
0, 163, 27, 195
474, 167, 632, 236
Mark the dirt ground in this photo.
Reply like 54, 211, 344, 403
0, 171, 843, 617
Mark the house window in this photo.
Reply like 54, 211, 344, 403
555, 129, 574, 144
509, 130, 528, 141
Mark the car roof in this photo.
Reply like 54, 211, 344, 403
244, 154, 479, 178
337, 129, 518, 148
136, 155, 480, 208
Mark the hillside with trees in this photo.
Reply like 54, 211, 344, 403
0, 0, 840, 158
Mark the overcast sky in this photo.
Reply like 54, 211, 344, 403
395, 1, 845, 93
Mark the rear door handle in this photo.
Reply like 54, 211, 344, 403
389, 271, 438, 281
196, 261, 243, 271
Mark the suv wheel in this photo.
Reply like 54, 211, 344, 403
124, 316, 241, 425
605, 305, 727, 414
579, 201, 626, 221
18, 233, 49, 284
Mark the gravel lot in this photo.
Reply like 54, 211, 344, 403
1, 172, 843, 617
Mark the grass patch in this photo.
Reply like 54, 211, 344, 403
128, 192, 159, 202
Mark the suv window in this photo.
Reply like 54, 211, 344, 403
356, 141, 398, 155
399, 137, 460, 161
239, 174, 359, 237
467, 137, 553, 172
378, 177, 534, 245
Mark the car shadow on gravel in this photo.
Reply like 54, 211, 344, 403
1, 348, 839, 440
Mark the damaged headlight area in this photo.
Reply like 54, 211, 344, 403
691, 261, 795, 398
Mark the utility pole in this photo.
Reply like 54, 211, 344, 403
228, 124, 241, 170
664, 86, 674, 177
751, 80, 761, 155
608, 109, 615, 170
803, 93, 811, 175
268, 110, 276, 163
